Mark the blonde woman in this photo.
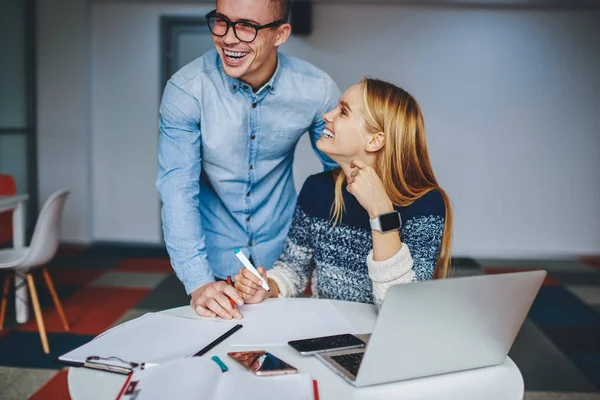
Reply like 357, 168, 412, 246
234, 78, 453, 308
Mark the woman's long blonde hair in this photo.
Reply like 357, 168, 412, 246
330, 77, 453, 279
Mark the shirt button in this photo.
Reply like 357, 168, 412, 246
246, 192, 250, 197
248, 241, 253, 247
233, 85, 237, 90
252, 103, 257, 108
249, 165, 253, 170
243, 85, 248, 90
246, 216, 251, 222
250, 135, 256, 140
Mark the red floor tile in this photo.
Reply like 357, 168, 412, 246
30, 369, 70, 400
18, 286, 150, 335
579, 256, 600, 271
483, 267, 559, 286
114, 258, 173, 273
46, 267, 106, 286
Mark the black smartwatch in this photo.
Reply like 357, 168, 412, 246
369, 210, 402, 232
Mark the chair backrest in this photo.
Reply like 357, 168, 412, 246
0, 175, 17, 244
0, 175, 17, 195
19, 189, 70, 269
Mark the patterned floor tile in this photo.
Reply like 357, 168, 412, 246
451, 257, 481, 269
0, 367, 58, 400
110, 308, 154, 328
509, 320, 598, 392
91, 271, 168, 290
55, 244, 87, 258
18, 286, 150, 335
550, 272, 600, 287
538, 326, 600, 355
29, 369, 70, 400
527, 287, 600, 326
84, 243, 168, 258
44, 267, 107, 286
567, 286, 600, 306
135, 274, 189, 311
0, 331, 94, 369
449, 268, 483, 278
114, 257, 173, 273
48, 255, 125, 269
0, 282, 81, 330
580, 256, 600, 271
570, 355, 600, 390
0, 365, 26, 390
484, 267, 559, 286
477, 259, 595, 272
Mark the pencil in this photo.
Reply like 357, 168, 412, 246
226, 276, 235, 309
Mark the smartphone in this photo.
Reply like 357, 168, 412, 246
227, 351, 298, 376
288, 334, 366, 355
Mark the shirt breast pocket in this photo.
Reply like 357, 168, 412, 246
266, 126, 308, 157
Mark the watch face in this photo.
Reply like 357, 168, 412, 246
379, 211, 401, 231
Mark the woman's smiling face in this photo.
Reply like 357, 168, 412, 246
317, 84, 370, 163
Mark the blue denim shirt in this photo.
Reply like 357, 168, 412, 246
157, 50, 340, 294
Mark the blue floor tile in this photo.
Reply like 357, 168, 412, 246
527, 287, 600, 326
0, 331, 95, 369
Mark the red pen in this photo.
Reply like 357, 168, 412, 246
226, 276, 235, 309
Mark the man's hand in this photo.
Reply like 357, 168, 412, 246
234, 266, 270, 304
190, 281, 244, 320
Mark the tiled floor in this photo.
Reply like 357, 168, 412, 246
0, 246, 599, 399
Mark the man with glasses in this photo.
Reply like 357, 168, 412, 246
157, 0, 339, 320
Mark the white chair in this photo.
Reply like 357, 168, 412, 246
0, 189, 70, 354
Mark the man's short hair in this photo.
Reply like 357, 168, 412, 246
269, 0, 291, 21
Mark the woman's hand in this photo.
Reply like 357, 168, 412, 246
347, 159, 394, 218
233, 266, 271, 304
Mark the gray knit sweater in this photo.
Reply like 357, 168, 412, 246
267, 171, 446, 308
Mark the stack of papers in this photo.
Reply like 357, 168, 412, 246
119, 357, 314, 400
59, 313, 235, 365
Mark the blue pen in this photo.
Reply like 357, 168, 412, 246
211, 356, 228, 372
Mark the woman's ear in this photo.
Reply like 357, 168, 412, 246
365, 132, 385, 153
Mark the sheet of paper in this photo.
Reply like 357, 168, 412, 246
216, 370, 314, 400
119, 357, 314, 400
170, 298, 358, 346
119, 358, 222, 400
59, 313, 237, 365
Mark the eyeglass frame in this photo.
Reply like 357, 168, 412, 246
205, 10, 287, 43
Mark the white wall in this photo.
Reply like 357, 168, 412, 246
48, 1, 600, 256
36, 0, 91, 243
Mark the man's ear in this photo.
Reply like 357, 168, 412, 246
365, 132, 385, 153
274, 24, 292, 46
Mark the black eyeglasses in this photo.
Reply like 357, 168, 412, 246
205, 10, 286, 43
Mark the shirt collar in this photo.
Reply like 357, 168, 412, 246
221, 53, 281, 95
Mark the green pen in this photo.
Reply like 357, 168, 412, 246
211, 356, 228, 372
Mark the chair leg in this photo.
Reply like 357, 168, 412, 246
41, 267, 70, 332
26, 273, 50, 354
0, 272, 12, 329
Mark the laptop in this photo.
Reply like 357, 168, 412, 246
316, 270, 546, 387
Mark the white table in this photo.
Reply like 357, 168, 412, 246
68, 300, 524, 399
0, 194, 29, 323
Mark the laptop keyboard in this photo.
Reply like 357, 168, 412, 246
331, 352, 364, 377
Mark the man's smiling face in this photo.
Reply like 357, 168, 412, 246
212, 0, 288, 87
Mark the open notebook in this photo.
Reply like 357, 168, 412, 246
58, 313, 237, 371
118, 357, 315, 400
